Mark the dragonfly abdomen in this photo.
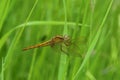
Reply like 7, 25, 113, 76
23, 40, 52, 51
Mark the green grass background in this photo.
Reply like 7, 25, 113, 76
0, 0, 120, 80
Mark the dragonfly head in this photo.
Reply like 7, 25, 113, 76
63, 35, 71, 46
64, 35, 70, 40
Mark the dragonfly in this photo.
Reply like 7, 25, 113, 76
23, 35, 86, 57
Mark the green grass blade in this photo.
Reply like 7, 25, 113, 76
73, 0, 114, 79
0, 21, 89, 50
86, 70, 96, 80
1, 58, 5, 80
3, 0, 38, 73
0, 0, 10, 31
58, 0, 69, 80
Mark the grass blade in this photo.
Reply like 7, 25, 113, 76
73, 0, 114, 79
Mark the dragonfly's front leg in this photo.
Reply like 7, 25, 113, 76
64, 40, 71, 46
60, 44, 69, 56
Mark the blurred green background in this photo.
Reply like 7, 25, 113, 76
0, 0, 120, 80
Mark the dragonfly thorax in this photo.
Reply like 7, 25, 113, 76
63, 35, 71, 46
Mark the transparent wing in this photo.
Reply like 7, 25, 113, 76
61, 38, 87, 57
50, 43, 63, 55
49, 37, 87, 58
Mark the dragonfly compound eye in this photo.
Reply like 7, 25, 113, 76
64, 35, 70, 41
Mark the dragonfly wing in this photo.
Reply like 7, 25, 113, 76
62, 39, 87, 57
50, 43, 62, 55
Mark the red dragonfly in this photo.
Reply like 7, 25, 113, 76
23, 35, 86, 57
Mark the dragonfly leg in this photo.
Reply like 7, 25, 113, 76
64, 40, 71, 46
60, 45, 69, 56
